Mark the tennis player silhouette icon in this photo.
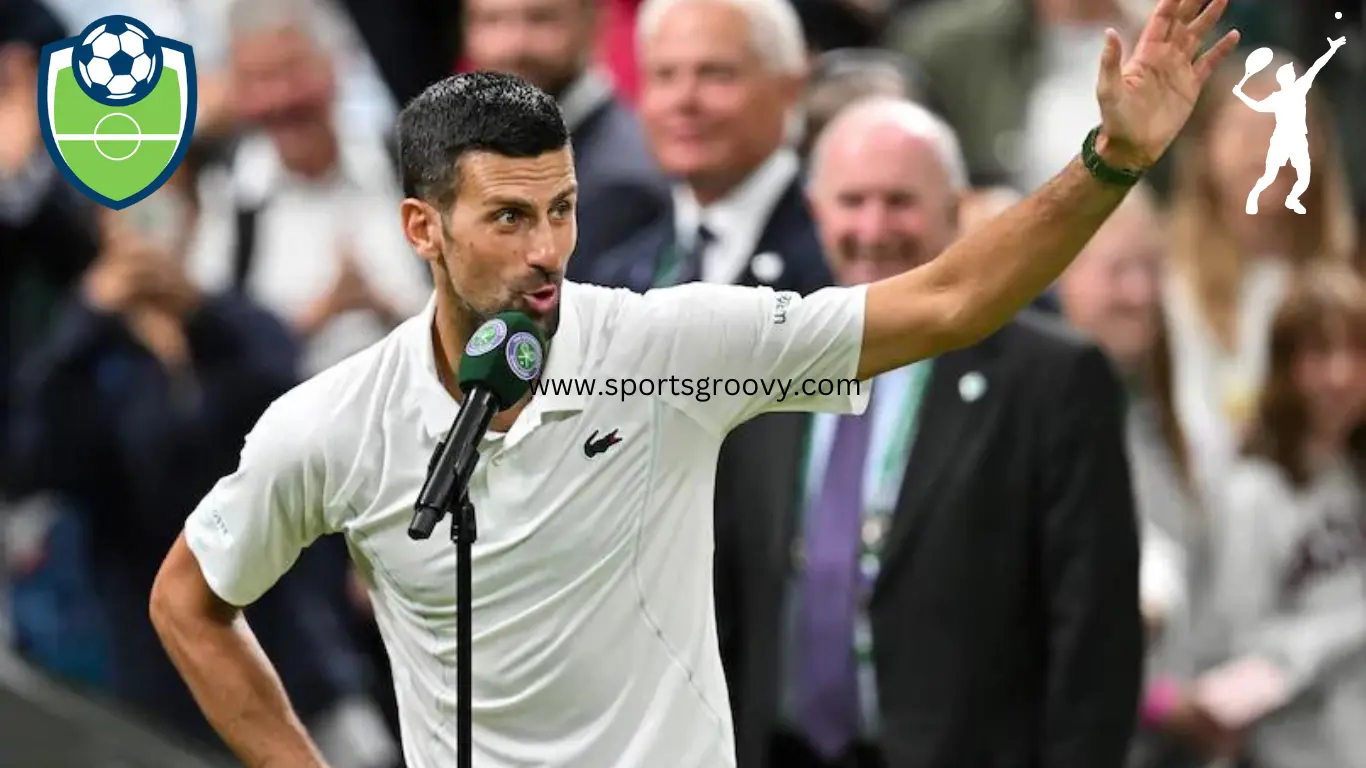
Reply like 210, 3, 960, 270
1233, 37, 1345, 214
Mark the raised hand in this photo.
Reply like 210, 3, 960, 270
1094, 0, 1241, 170
1330, 36, 1346, 50
295, 250, 401, 337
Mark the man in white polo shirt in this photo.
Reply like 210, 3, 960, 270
147, 2, 1238, 765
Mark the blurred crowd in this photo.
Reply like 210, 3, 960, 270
1, 0, 1365, 767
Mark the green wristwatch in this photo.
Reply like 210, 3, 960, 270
1082, 126, 1145, 187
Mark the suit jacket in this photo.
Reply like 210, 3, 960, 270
715, 312, 1143, 768
576, 176, 834, 295
565, 95, 670, 275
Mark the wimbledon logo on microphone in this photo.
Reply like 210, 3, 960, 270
507, 333, 543, 381
465, 319, 508, 356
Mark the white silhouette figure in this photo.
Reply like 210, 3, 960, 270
1234, 37, 1345, 215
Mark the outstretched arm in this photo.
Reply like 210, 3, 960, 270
1299, 38, 1345, 90
856, 0, 1238, 378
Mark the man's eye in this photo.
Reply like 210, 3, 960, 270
551, 201, 573, 218
496, 209, 520, 225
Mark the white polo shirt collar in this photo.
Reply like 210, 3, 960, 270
406, 282, 591, 447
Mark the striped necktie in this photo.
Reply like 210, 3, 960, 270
653, 224, 714, 287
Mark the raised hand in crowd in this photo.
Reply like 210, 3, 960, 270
83, 216, 204, 368
295, 249, 401, 338
82, 237, 171, 315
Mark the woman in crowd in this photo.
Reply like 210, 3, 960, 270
1162, 52, 1358, 495
1204, 264, 1366, 768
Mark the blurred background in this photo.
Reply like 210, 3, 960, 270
1, 0, 1364, 766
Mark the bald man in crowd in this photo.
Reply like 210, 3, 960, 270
713, 97, 1143, 768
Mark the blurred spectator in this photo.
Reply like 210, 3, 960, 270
1203, 263, 1366, 768
1162, 55, 1358, 498
586, 0, 833, 294
183, 0, 431, 379
1057, 187, 1238, 767
885, 0, 1142, 190
798, 48, 930, 160
463, 0, 669, 276
0, 0, 99, 495
714, 97, 1141, 768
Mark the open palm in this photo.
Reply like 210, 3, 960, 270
1096, 0, 1240, 168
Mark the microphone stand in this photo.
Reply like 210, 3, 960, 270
452, 491, 476, 768
411, 389, 496, 768
412, 478, 477, 768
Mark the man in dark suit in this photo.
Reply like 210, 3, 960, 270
582, 0, 832, 295
464, 0, 669, 271
714, 97, 1143, 768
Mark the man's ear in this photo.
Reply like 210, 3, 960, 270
400, 199, 444, 263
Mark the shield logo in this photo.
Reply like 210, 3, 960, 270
37, 15, 197, 210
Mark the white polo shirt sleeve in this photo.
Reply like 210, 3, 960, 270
633, 282, 871, 434
182, 395, 334, 608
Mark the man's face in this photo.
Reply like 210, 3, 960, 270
230, 27, 334, 156
808, 123, 960, 286
405, 148, 578, 339
1058, 202, 1164, 372
639, 0, 799, 192
464, 0, 592, 95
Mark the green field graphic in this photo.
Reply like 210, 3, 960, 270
52, 65, 183, 201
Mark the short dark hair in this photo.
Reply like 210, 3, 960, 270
397, 71, 570, 207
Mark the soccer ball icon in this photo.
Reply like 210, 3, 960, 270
75, 17, 160, 105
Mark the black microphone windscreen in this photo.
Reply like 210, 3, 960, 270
458, 311, 545, 409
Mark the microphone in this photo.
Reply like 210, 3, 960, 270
409, 311, 547, 539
